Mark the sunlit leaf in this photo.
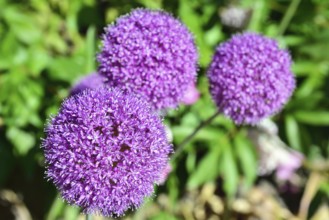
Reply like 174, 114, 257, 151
285, 115, 302, 151
48, 56, 86, 82
46, 196, 65, 220
6, 127, 35, 156
220, 140, 239, 198
3, 6, 42, 44
187, 148, 221, 189
234, 132, 257, 187
151, 212, 178, 220
186, 151, 196, 174
64, 205, 80, 219
178, 0, 212, 67
85, 26, 97, 73
294, 111, 329, 126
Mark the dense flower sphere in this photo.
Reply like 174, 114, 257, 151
70, 72, 106, 96
42, 87, 172, 216
207, 32, 295, 124
97, 8, 198, 110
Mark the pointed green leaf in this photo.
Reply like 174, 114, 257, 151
285, 115, 302, 151
234, 133, 257, 187
294, 111, 329, 126
187, 148, 221, 189
220, 142, 239, 198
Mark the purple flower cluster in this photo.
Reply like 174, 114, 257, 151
70, 72, 106, 96
97, 9, 198, 110
43, 87, 172, 216
207, 32, 295, 124
43, 7, 298, 217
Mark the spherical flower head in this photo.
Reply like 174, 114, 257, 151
42, 87, 173, 217
97, 8, 198, 110
70, 72, 106, 96
207, 32, 295, 125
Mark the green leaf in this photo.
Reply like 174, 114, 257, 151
283, 35, 306, 46
243, 0, 269, 32
285, 115, 302, 151
27, 47, 50, 76
48, 56, 86, 82
178, 0, 212, 67
186, 151, 196, 174
137, 0, 162, 9
0, 73, 43, 127
85, 26, 97, 73
151, 212, 178, 220
319, 180, 329, 197
294, 111, 329, 126
220, 141, 239, 198
181, 112, 199, 127
187, 148, 221, 189
3, 7, 42, 44
45, 31, 68, 54
64, 204, 80, 219
167, 172, 179, 205
0, 31, 20, 69
296, 75, 325, 98
46, 196, 65, 220
204, 24, 222, 47
6, 127, 35, 156
288, 92, 323, 111
234, 133, 257, 187
293, 60, 329, 77
300, 42, 329, 60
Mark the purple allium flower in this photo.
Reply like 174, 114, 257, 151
207, 32, 295, 124
42, 87, 173, 217
97, 9, 198, 110
70, 72, 106, 96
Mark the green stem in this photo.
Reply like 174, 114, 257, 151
277, 0, 301, 36
172, 111, 220, 160
86, 214, 92, 220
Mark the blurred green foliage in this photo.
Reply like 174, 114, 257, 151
0, 0, 328, 219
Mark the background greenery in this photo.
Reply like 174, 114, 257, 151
0, 0, 328, 219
